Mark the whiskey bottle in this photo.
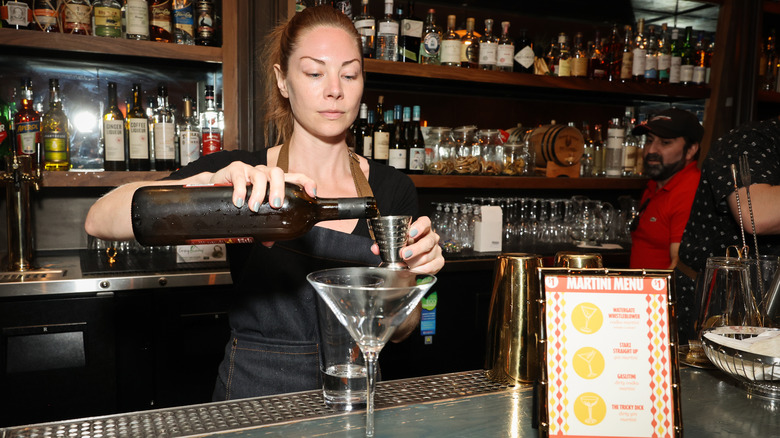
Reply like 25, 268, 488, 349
418, 8, 441, 65
2, 0, 32, 29
644, 24, 658, 82
195, 0, 217, 46
605, 117, 624, 177
514, 29, 534, 73
59, 0, 91, 35
173, 0, 194, 44
375, 0, 398, 61
353, 0, 375, 58
388, 105, 407, 170
32, 0, 59, 32
399, 0, 422, 63
478, 19, 498, 70
13, 78, 41, 166
149, 0, 174, 42
669, 27, 682, 84
657, 23, 671, 83
460, 17, 479, 68
178, 95, 200, 166
131, 183, 379, 246
126, 0, 150, 40
42, 79, 70, 171
496, 21, 513, 72
407, 105, 425, 174
372, 110, 390, 165
102, 81, 127, 171
439, 14, 460, 67
604, 24, 622, 81
152, 85, 176, 170
680, 26, 695, 85
127, 84, 151, 171
200, 85, 222, 155
552, 33, 571, 77
619, 25, 633, 82
571, 32, 588, 77
588, 31, 606, 79
93, 0, 122, 37
631, 18, 646, 81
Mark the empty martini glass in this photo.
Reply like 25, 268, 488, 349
307, 267, 436, 437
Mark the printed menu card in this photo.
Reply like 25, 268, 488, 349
539, 270, 681, 438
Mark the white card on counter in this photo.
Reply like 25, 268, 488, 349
176, 244, 227, 263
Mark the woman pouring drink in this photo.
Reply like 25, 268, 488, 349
84, 6, 444, 400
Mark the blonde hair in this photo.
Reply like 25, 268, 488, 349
262, 6, 363, 146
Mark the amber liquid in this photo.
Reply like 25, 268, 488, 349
149, 0, 174, 42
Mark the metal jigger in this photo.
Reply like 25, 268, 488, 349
368, 215, 412, 270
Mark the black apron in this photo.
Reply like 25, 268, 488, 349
212, 145, 377, 400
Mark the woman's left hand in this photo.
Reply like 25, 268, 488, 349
371, 216, 444, 275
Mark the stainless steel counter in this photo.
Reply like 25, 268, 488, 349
2, 368, 778, 438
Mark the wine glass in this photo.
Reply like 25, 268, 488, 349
307, 267, 437, 437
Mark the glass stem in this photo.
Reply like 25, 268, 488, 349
365, 351, 378, 437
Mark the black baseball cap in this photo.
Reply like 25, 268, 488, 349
631, 108, 704, 143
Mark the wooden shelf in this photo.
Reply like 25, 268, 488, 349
409, 175, 648, 190
42, 171, 172, 188
0, 28, 222, 63
364, 58, 711, 101
757, 89, 780, 103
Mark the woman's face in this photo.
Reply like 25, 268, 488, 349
276, 26, 363, 142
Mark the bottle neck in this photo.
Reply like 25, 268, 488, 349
132, 89, 143, 109
108, 87, 118, 107
312, 196, 379, 221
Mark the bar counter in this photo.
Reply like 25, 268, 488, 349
2, 368, 777, 438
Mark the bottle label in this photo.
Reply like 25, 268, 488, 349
680, 64, 694, 82
153, 122, 176, 160
440, 40, 460, 63
620, 52, 633, 79
94, 6, 122, 37
126, 0, 150, 36
174, 3, 195, 40
623, 145, 637, 169
4, 1, 30, 26
361, 135, 373, 159
556, 58, 571, 77
632, 48, 646, 76
515, 45, 534, 69
408, 146, 425, 171
378, 21, 398, 35
669, 56, 682, 83
496, 44, 514, 67
388, 149, 407, 169
33, 7, 57, 27
151, 1, 173, 33
692, 66, 706, 84
43, 131, 68, 162
196, 1, 215, 38
401, 18, 423, 38
657, 53, 671, 73
373, 131, 390, 160
202, 131, 222, 155
128, 118, 149, 159
15, 121, 40, 155
180, 129, 201, 166
572, 57, 588, 77
354, 19, 376, 36
479, 42, 497, 66
62, 3, 91, 32
104, 120, 125, 161
422, 32, 441, 56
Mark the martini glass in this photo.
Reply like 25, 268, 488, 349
307, 267, 437, 437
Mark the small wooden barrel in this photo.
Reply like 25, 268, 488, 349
526, 124, 584, 168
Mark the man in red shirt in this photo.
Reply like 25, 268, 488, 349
629, 108, 703, 269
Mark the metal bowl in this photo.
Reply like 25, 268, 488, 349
701, 326, 780, 400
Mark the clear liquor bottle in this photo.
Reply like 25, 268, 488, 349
375, 0, 399, 61
418, 8, 441, 65
407, 105, 425, 174
152, 85, 176, 170
439, 14, 460, 67
571, 32, 588, 77
125, 0, 150, 40
353, 0, 375, 58
127, 84, 150, 171
514, 29, 534, 73
59, 0, 92, 35
94, 0, 122, 37
631, 18, 646, 81
496, 21, 514, 72
553, 33, 571, 77
657, 23, 671, 83
33, 0, 59, 32
178, 95, 200, 166
478, 19, 498, 70
644, 24, 658, 82
399, 0, 422, 63
42, 79, 70, 171
460, 17, 479, 68
669, 27, 682, 84
13, 78, 41, 166
388, 105, 407, 170
680, 26, 695, 85
103, 81, 127, 171
605, 117, 624, 177
200, 85, 222, 155
173, 0, 195, 44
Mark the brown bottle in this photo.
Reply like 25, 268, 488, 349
131, 182, 380, 246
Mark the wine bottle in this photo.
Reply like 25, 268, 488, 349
372, 110, 390, 165
514, 29, 534, 73
406, 105, 424, 174
388, 105, 407, 170
152, 84, 176, 170
127, 83, 151, 171
680, 26, 695, 85
130, 183, 380, 246
103, 81, 127, 171
398, 0, 422, 63
42, 79, 70, 171
632, 18, 646, 81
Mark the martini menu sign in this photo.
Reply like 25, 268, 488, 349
538, 270, 682, 438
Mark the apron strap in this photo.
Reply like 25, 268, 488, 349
276, 142, 373, 197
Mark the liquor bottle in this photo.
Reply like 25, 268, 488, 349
2, 0, 32, 29
418, 8, 441, 65
399, 1, 422, 63
604, 24, 622, 81
334, 0, 351, 18
388, 105, 407, 170
13, 79, 41, 166
460, 17, 479, 68
127, 84, 150, 171
644, 24, 658, 82
149, 0, 174, 42
131, 182, 379, 246
32, 0, 59, 32
705, 33, 714, 85
692, 31, 707, 85
477, 19, 497, 70
374, 95, 385, 130
152, 85, 176, 170
93, 0, 122, 37
439, 14, 460, 67
352, 102, 371, 159
363, 108, 374, 159
375, 0, 398, 61
42, 79, 70, 171
619, 25, 634, 82
631, 18, 646, 81
495, 21, 513, 72
552, 33, 571, 77
372, 110, 390, 165
201, 84, 222, 155
680, 26, 695, 85
59, 0, 91, 35
669, 27, 682, 84
579, 121, 593, 177
102, 81, 127, 171
657, 23, 671, 83
514, 29, 534, 73
0, 93, 12, 168
571, 32, 588, 78
407, 105, 424, 174
622, 109, 637, 177
173, 0, 194, 44
592, 124, 604, 176
195, 0, 217, 46
605, 117, 624, 177
178, 95, 200, 166
353, 0, 375, 58
126, 0, 150, 40
588, 31, 606, 79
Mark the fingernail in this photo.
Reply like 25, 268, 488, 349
410, 228, 418, 237
252, 202, 261, 212
404, 249, 413, 258
313, 188, 317, 197
272, 197, 282, 208
235, 198, 244, 208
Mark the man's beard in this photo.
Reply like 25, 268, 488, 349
644, 153, 686, 181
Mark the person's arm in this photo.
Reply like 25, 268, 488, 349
727, 184, 780, 235
668, 242, 681, 270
